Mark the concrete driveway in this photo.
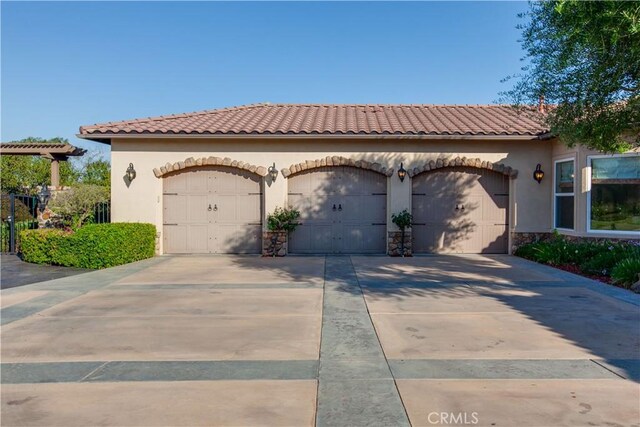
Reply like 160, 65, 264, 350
1, 254, 639, 426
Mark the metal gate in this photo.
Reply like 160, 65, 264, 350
1, 194, 38, 253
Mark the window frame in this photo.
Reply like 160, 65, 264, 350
553, 157, 576, 231
586, 153, 640, 235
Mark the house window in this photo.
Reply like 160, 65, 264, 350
588, 155, 640, 233
554, 159, 575, 230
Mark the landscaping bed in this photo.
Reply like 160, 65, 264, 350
515, 233, 640, 291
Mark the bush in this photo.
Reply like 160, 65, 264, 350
49, 184, 109, 229
514, 235, 640, 291
611, 258, 640, 288
267, 207, 301, 232
20, 223, 156, 269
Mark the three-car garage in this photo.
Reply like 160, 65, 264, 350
161, 163, 510, 255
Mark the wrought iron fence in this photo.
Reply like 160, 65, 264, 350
1, 194, 39, 253
94, 201, 111, 224
0, 195, 111, 254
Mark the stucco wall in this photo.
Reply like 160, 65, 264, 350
551, 141, 639, 240
110, 137, 555, 253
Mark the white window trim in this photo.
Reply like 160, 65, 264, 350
553, 157, 576, 231
586, 153, 640, 235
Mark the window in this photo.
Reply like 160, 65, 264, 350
554, 159, 575, 229
588, 155, 640, 233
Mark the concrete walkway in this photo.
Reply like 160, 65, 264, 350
1, 254, 639, 426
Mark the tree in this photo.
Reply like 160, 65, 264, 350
77, 153, 111, 189
48, 184, 110, 229
503, 1, 640, 152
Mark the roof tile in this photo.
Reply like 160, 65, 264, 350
79, 103, 549, 138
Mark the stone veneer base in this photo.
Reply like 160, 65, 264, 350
262, 231, 287, 257
388, 231, 412, 257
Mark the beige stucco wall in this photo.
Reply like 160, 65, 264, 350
110, 136, 557, 254
551, 141, 639, 240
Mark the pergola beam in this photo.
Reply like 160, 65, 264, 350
0, 143, 87, 187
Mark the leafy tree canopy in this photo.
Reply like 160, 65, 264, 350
503, 0, 640, 152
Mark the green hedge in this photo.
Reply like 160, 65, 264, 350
21, 223, 156, 269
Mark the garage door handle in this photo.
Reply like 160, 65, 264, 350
332, 204, 337, 211
338, 204, 342, 211
208, 204, 217, 211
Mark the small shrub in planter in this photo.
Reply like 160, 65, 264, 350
265, 207, 301, 257
21, 223, 156, 269
391, 209, 413, 257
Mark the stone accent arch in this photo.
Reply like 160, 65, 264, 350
153, 156, 268, 178
282, 156, 393, 178
408, 156, 518, 178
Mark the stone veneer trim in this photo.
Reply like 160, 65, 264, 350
153, 157, 268, 178
282, 156, 394, 178
408, 156, 518, 178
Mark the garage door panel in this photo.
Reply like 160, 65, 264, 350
289, 224, 332, 254
216, 224, 261, 254
342, 195, 386, 223
163, 225, 188, 253
289, 166, 386, 254
412, 166, 508, 254
163, 167, 262, 254
164, 172, 188, 193
187, 195, 209, 223
163, 195, 187, 224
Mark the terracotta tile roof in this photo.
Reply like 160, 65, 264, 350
79, 104, 549, 140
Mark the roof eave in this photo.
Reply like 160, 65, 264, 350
77, 132, 550, 142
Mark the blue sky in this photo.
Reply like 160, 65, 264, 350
2, 1, 529, 157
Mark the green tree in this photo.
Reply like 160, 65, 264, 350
77, 153, 111, 188
48, 184, 110, 229
1, 137, 79, 194
503, 1, 640, 152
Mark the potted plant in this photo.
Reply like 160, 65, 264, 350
266, 206, 301, 257
391, 209, 413, 257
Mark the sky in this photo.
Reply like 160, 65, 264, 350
2, 1, 530, 158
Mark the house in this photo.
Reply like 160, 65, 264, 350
78, 104, 640, 255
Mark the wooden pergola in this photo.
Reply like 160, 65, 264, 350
0, 142, 87, 187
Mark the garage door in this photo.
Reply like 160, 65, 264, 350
412, 166, 508, 254
163, 167, 262, 254
288, 166, 386, 254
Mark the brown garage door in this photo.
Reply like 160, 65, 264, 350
288, 166, 386, 254
163, 167, 262, 254
412, 166, 508, 254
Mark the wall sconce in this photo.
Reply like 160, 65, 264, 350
533, 163, 544, 184
38, 184, 51, 210
268, 163, 278, 181
397, 162, 407, 182
126, 163, 137, 183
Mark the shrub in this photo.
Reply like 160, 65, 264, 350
514, 243, 538, 260
49, 184, 109, 229
267, 207, 301, 232
611, 258, 640, 288
20, 223, 155, 269
391, 209, 413, 231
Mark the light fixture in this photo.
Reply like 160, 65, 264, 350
126, 163, 137, 182
397, 162, 407, 182
268, 163, 278, 181
533, 164, 544, 184
38, 184, 51, 210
